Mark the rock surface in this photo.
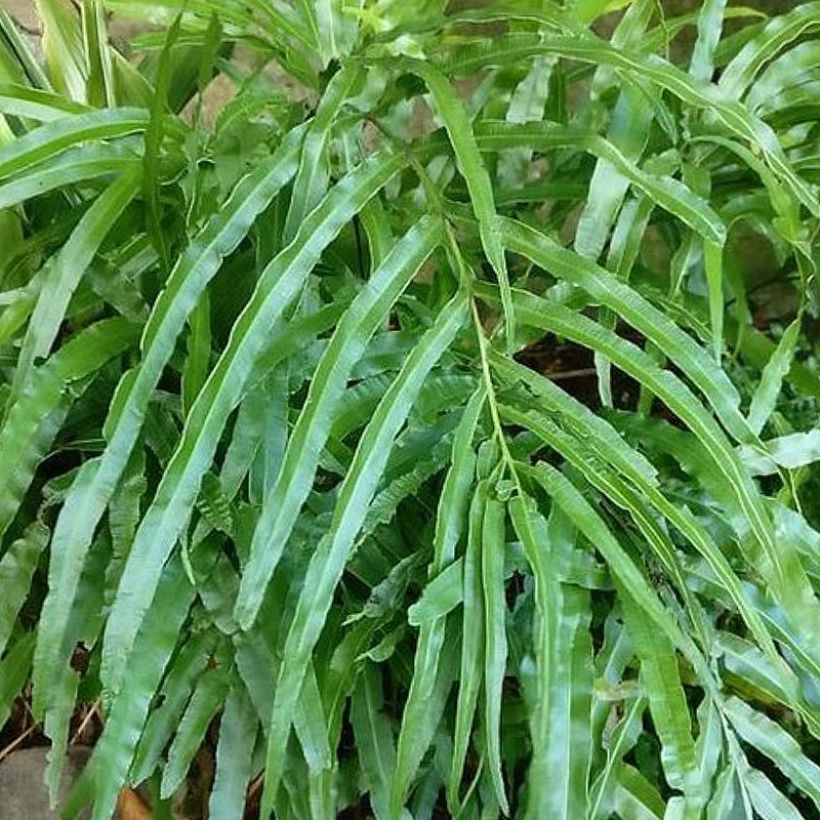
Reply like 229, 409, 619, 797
0, 746, 91, 820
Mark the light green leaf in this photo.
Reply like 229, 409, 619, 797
104, 151, 407, 700
392, 388, 484, 813
407, 559, 463, 627
208, 682, 259, 820
130, 631, 218, 783
181, 293, 211, 417
706, 766, 741, 820
497, 383, 772, 662
442, 33, 818, 215
723, 695, 820, 811
36, 0, 86, 102
87, 549, 214, 820
481, 494, 509, 814
719, 2, 820, 99
747, 317, 801, 435
0, 141, 139, 209
0, 523, 48, 656
33, 127, 305, 716
0, 631, 35, 729
0, 318, 138, 541
614, 764, 665, 820
161, 657, 232, 798
494, 217, 745, 441
259, 291, 467, 817
529, 505, 591, 820
406, 59, 513, 345
744, 767, 803, 820
0, 83, 89, 120
510, 497, 591, 820
449, 478, 488, 812
574, 83, 653, 261
473, 122, 726, 247
236, 214, 440, 629
487, 280, 818, 654
620, 590, 699, 802
738, 430, 820, 475
0, 107, 149, 180
523, 463, 708, 682
689, 0, 727, 82
746, 40, 820, 113
350, 663, 397, 820
703, 239, 724, 363
12, 167, 141, 397
570, 0, 634, 24
588, 697, 646, 819
41, 531, 109, 804
284, 62, 365, 242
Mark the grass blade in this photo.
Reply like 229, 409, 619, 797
36, 0, 86, 102
0, 83, 89, 120
0, 142, 139, 209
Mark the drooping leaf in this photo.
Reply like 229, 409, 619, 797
0, 631, 35, 728
12, 168, 141, 397
392, 388, 484, 812
33, 127, 305, 716
747, 317, 801, 435
236, 214, 441, 628
0, 523, 48, 656
0, 318, 138, 541
723, 695, 820, 811
259, 291, 467, 815
480, 494, 509, 813
160, 653, 232, 798
406, 60, 513, 345
208, 681, 259, 820
350, 663, 397, 820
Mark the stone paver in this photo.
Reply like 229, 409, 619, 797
0, 746, 92, 820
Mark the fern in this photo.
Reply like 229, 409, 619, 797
0, 1, 819, 818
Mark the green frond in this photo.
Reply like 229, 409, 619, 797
0, 2, 817, 817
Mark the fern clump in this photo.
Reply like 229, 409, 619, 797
0, 1, 819, 817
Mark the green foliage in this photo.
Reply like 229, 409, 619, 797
0, 1, 819, 817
